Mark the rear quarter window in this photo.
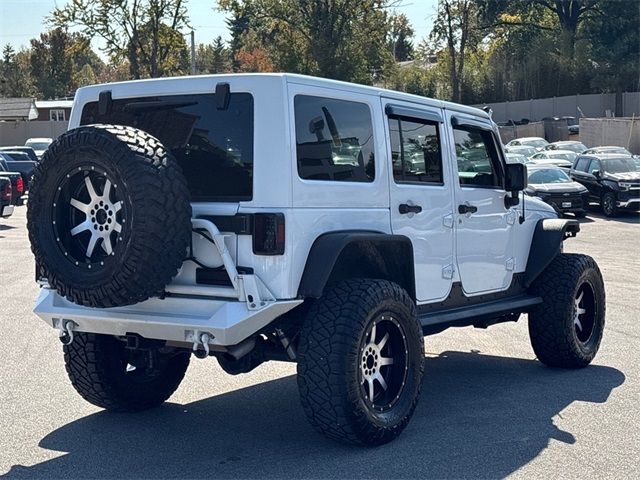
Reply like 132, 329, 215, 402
80, 93, 254, 202
294, 95, 375, 183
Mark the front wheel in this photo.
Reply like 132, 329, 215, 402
64, 333, 190, 412
297, 279, 424, 445
528, 253, 605, 368
602, 191, 619, 217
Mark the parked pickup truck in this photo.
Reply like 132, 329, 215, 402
0, 160, 24, 205
1, 177, 14, 218
0, 154, 36, 191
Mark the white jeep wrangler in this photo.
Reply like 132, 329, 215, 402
28, 74, 605, 445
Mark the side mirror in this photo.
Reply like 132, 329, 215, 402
505, 163, 527, 207
506, 162, 527, 192
592, 170, 600, 178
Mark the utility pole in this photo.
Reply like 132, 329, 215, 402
190, 30, 196, 75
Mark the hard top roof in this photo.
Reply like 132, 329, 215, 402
75, 73, 490, 120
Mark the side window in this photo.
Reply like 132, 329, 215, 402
388, 116, 443, 184
453, 126, 503, 188
575, 157, 590, 171
295, 95, 374, 182
589, 159, 601, 174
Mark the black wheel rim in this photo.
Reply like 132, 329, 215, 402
358, 315, 409, 412
52, 166, 126, 269
603, 195, 614, 215
574, 282, 596, 344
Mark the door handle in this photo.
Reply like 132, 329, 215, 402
399, 203, 422, 215
458, 204, 478, 214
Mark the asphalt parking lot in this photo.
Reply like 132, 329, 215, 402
1, 205, 638, 479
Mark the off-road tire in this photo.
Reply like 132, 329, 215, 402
601, 191, 618, 217
297, 279, 424, 445
27, 124, 191, 307
528, 253, 605, 368
64, 333, 190, 412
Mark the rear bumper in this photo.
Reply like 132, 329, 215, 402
34, 288, 302, 346
1, 204, 14, 218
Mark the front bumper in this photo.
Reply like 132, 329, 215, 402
34, 288, 302, 346
537, 192, 589, 214
618, 198, 640, 209
1, 204, 14, 218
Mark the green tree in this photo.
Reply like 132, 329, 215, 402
50, 0, 190, 79
430, 0, 482, 103
211, 36, 230, 73
584, 0, 640, 113
0, 45, 37, 97
30, 28, 74, 99
219, 0, 396, 84
196, 36, 230, 73
389, 13, 414, 62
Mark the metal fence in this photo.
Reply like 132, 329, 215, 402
477, 92, 640, 124
0, 121, 69, 147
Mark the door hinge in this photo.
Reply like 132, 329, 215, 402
506, 257, 516, 271
442, 213, 454, 228
442, 264, 455, 279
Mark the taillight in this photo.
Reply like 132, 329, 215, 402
16, 176, 24, 194
1, 182, 12, 202
253, 213, 285, 255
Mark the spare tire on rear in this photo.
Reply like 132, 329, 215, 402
28, 124, 191, 308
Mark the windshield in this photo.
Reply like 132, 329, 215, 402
25, 142, 50, 150
561, 143, 587, 153
549, 152, 577, 161
523, 139, 548, 148
602, 157, 638, 173
528, 168, 571, 184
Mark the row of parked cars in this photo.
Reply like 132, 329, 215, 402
0, 138, 51, 220
503, 137, 639, 217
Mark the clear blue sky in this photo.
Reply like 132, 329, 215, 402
0, 0, 438, 57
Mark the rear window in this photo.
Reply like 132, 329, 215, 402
80, 93, 254, 202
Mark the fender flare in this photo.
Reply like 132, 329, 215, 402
297, 231, 415, 299
524, 218, 580, 287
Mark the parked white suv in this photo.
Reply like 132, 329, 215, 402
28, 74, 605, 445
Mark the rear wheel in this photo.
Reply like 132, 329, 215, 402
601, 191, 618, 217
297, 279, 424, 445
64, 333, 190, 412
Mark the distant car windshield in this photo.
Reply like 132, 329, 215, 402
591, 147, 631, 156
25, 142, 50, 151
523, 139, 548, 148
602, 157, 638, 173
559, 143, 587, 153
549, 152, 577, 161
508, 146, 536, 157
3, 151, 30, 161
528, 168, 571, 184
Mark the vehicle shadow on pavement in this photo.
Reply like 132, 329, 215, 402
3, 351, 624, 479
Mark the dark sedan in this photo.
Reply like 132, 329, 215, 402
525, 165, 589, 217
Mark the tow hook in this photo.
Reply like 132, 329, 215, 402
191, 332, 213, 359
54, 319, 78, 346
